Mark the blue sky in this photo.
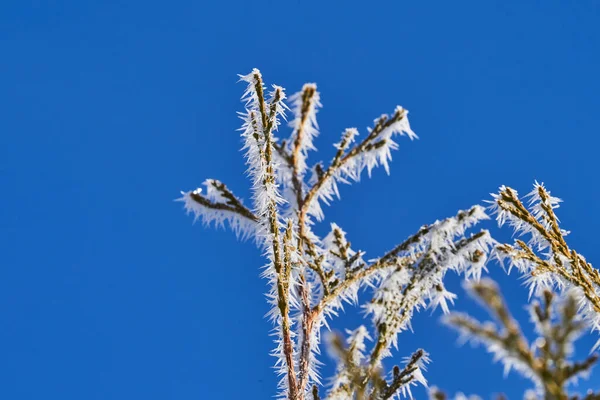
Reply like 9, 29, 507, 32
1, 1, 600, 399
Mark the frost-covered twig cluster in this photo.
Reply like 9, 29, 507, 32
177, 69, 493, 399
443, 279, 598, 399
326, 328, 429, 400
434, 183, 600, 399
489, 183, 600, 343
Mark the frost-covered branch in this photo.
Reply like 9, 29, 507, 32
490, 183, 600, 342
301, 107, 416, 221
178, 69, 491, 400
444, 279, 598, 399
366, 230, 493, 373
289, 83, 321, 178
324, 328, 429, 400
177, 179, 258, 238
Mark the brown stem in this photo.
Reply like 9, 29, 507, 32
189, 190, 258, 222
252, 73, 300, 399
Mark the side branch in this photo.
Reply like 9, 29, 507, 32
301, 107, 411, 217
189, 187, 258, 222
493, 184, 600, 315
367, 231, 489, 374
313, 257, 413, 316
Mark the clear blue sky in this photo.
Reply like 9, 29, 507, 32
1, 1, 600, 399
